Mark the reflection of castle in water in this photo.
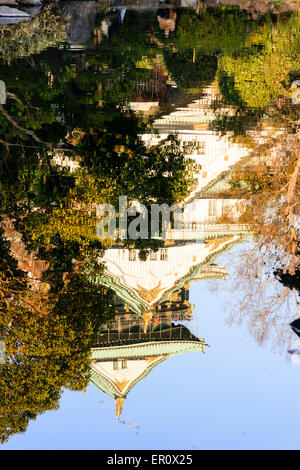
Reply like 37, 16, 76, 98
141, 82, 250, 200
91, 309, 208, 420
95, 238, 238, 314
90, 199, 247, 418
92, 81, 250, 314
89, 77, 252, 416
58, 1, 252, 417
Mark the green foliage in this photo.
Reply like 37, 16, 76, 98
0, 233, 115, 443
163, 50, 217, 90
0, 3, 68, 63
218, 14, 300, 108
172, 7, 258, 54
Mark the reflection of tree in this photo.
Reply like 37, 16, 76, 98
163, 50, 217, 90
0, 229, 115, 443
224, 126, 299, 349
0, 3, 68, 63
170, 7, 257, 54
231, 132, 299, 274
275, 269, 300, 295
166, 7, 300, 110
2, 3, 299, 439
0, 11, 201, 442
0, 38, 196, 251
218, 14, 300, 108
226, 243, 297, 349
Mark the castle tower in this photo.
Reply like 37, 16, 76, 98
90, 325, 208, 419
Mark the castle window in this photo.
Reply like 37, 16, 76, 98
150, 250, 158, 261
208, 199, 218, 217
197, 141, 206, 155
129, 250, 137, 261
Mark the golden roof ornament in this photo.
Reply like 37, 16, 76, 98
115, 397, 125, 421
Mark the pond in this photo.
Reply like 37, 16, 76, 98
0, 0, 299, 451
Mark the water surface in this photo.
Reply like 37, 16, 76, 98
0, 0, 299, 450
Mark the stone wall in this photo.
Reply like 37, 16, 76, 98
2, 219, 49, 288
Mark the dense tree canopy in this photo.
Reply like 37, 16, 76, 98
217, 13, 300, 108
0, 226, 115, 443
0, 2, 68, 63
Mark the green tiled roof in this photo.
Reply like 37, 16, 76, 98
159, 239, 239, 303
90, 369, 118, 399
91, 339, 207, 360
167, 229, 249, 240
89, 273, 145, 315
198, 173, 234, 196
195, 151, 257, 199
90, 340, 208, 398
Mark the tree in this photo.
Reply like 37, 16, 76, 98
0, 40, 197, 259
163, 50, 218, 91
0, 230, 115, 443
218, 13, 300, 108
170, 7, 259, 55
0, 2, 68, 63
223, 124, 300, 350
